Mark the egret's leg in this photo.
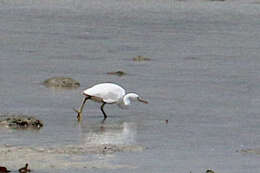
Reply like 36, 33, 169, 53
74, 96, 89, 121
100, 102, 107, 119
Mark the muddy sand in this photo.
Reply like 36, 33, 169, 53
0, 143, 145, 171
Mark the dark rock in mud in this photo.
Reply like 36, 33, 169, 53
0, 114, 43, 129
132, 55, 151, 62
206, 170, 215, 173
106, 71, 127, 77
43, 77, 80, 88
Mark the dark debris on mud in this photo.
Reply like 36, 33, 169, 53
106, 71, 127, 77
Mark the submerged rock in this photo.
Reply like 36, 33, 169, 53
0, 114, 43, 129
132, 55, 151, 62
43, 77, 80, 88
106, 71, 126, 77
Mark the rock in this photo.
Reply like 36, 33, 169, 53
0, 166, 10, 173
0, 114, 43, 129
43, 77, 80, 88
106, 71, 126, 77
132, 56, 151, 62
206, 170, 215, 173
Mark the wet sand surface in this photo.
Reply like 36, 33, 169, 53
1, 0, 260, 172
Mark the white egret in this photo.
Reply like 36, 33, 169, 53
74, 83, 148, 121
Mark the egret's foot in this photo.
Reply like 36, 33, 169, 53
73, 108, 82, 121
77, 113, 82, 121
101, 117, 107, 124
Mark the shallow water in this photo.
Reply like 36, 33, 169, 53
1, 0, 260, 172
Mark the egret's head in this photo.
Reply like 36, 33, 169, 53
127, 93, 148, 104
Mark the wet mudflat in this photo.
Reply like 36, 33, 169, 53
1, 0, 260, 172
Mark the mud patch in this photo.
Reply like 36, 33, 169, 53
0, 144, 144, 170
0, 114, 43, 129
42, 144, 145, 155
43, 77, 80, 88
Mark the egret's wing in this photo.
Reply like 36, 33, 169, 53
83, 83, 126, 103
102, 91, 122, 103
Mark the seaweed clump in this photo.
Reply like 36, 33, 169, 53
132, 55, 151, 62
0, 114, 43, 129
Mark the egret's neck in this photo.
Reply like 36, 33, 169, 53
117, 93, 139, 109
122, 94, 131, 106
122, 93, 139, 106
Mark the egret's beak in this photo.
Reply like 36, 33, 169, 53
138, 97, 148, 104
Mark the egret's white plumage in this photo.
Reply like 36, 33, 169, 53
83, 83, 126, 103
74, 83, 148, 121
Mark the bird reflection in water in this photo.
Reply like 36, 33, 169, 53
79, 122, 137, 145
